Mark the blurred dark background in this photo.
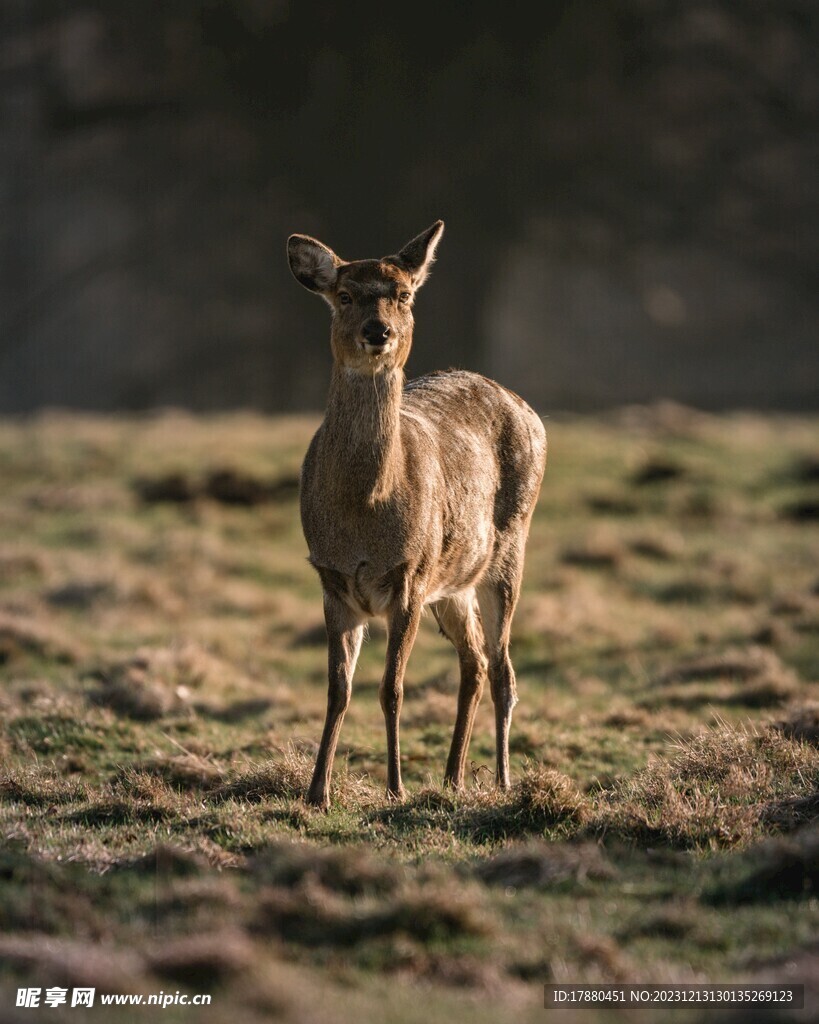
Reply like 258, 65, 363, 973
1, 0, 817, 414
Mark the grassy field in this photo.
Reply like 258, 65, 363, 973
0, 405, 817, 1023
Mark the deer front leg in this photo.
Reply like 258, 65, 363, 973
306, 596, 364, 810
380, 599, 422, 801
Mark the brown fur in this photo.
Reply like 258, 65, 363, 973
287, 222, 546, 808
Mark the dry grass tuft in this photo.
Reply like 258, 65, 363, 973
0, 767, 87, 807
383, 885, 495, 943
607, 781, 760, 849
596, 724, 819, 848
65, 798, 177, 828
88, 644, 222, 720
372, 769, 590, 844
514, 765, 589, 825
254, 879, 493, 947
218, 747, 375, 807
138, 752, 227, 791
656, 647, 795, 686
121, 843, 212, 877
111, 766, 200, 811
666, 724, 818, 784
474, 841, 614, 889
652, 646, 800, 707
217, 747, 315, 802
252, 882, 358, 944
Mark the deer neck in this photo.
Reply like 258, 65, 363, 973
321, 365, 405, 504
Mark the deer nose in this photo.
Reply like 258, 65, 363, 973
361, 319, 392, 346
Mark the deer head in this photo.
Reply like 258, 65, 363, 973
287, 221, 444, 374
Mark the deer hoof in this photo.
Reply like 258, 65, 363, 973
305, 789, 330, 812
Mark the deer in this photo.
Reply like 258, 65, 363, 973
287, 221, 546, 809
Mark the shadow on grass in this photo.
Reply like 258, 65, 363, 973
195, 698, 273, 723
704, 827, 819, 904
0, 846, 106, 936
640, 682, 795, 710
62, 801, 176, 826
0, 772, 87, 807
760, 793, 819, 833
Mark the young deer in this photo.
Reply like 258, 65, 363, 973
287, 221, 546, 809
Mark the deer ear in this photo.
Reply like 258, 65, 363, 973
392, 220, 444, 288
287, 234, 342, 294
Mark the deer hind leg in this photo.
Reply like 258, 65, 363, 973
431, 591, 488, 790
477, 557, 524, 790
306, 595, 364, 810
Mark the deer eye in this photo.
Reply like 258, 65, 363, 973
398, 292, 411, 304
338, 292, 352, 305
